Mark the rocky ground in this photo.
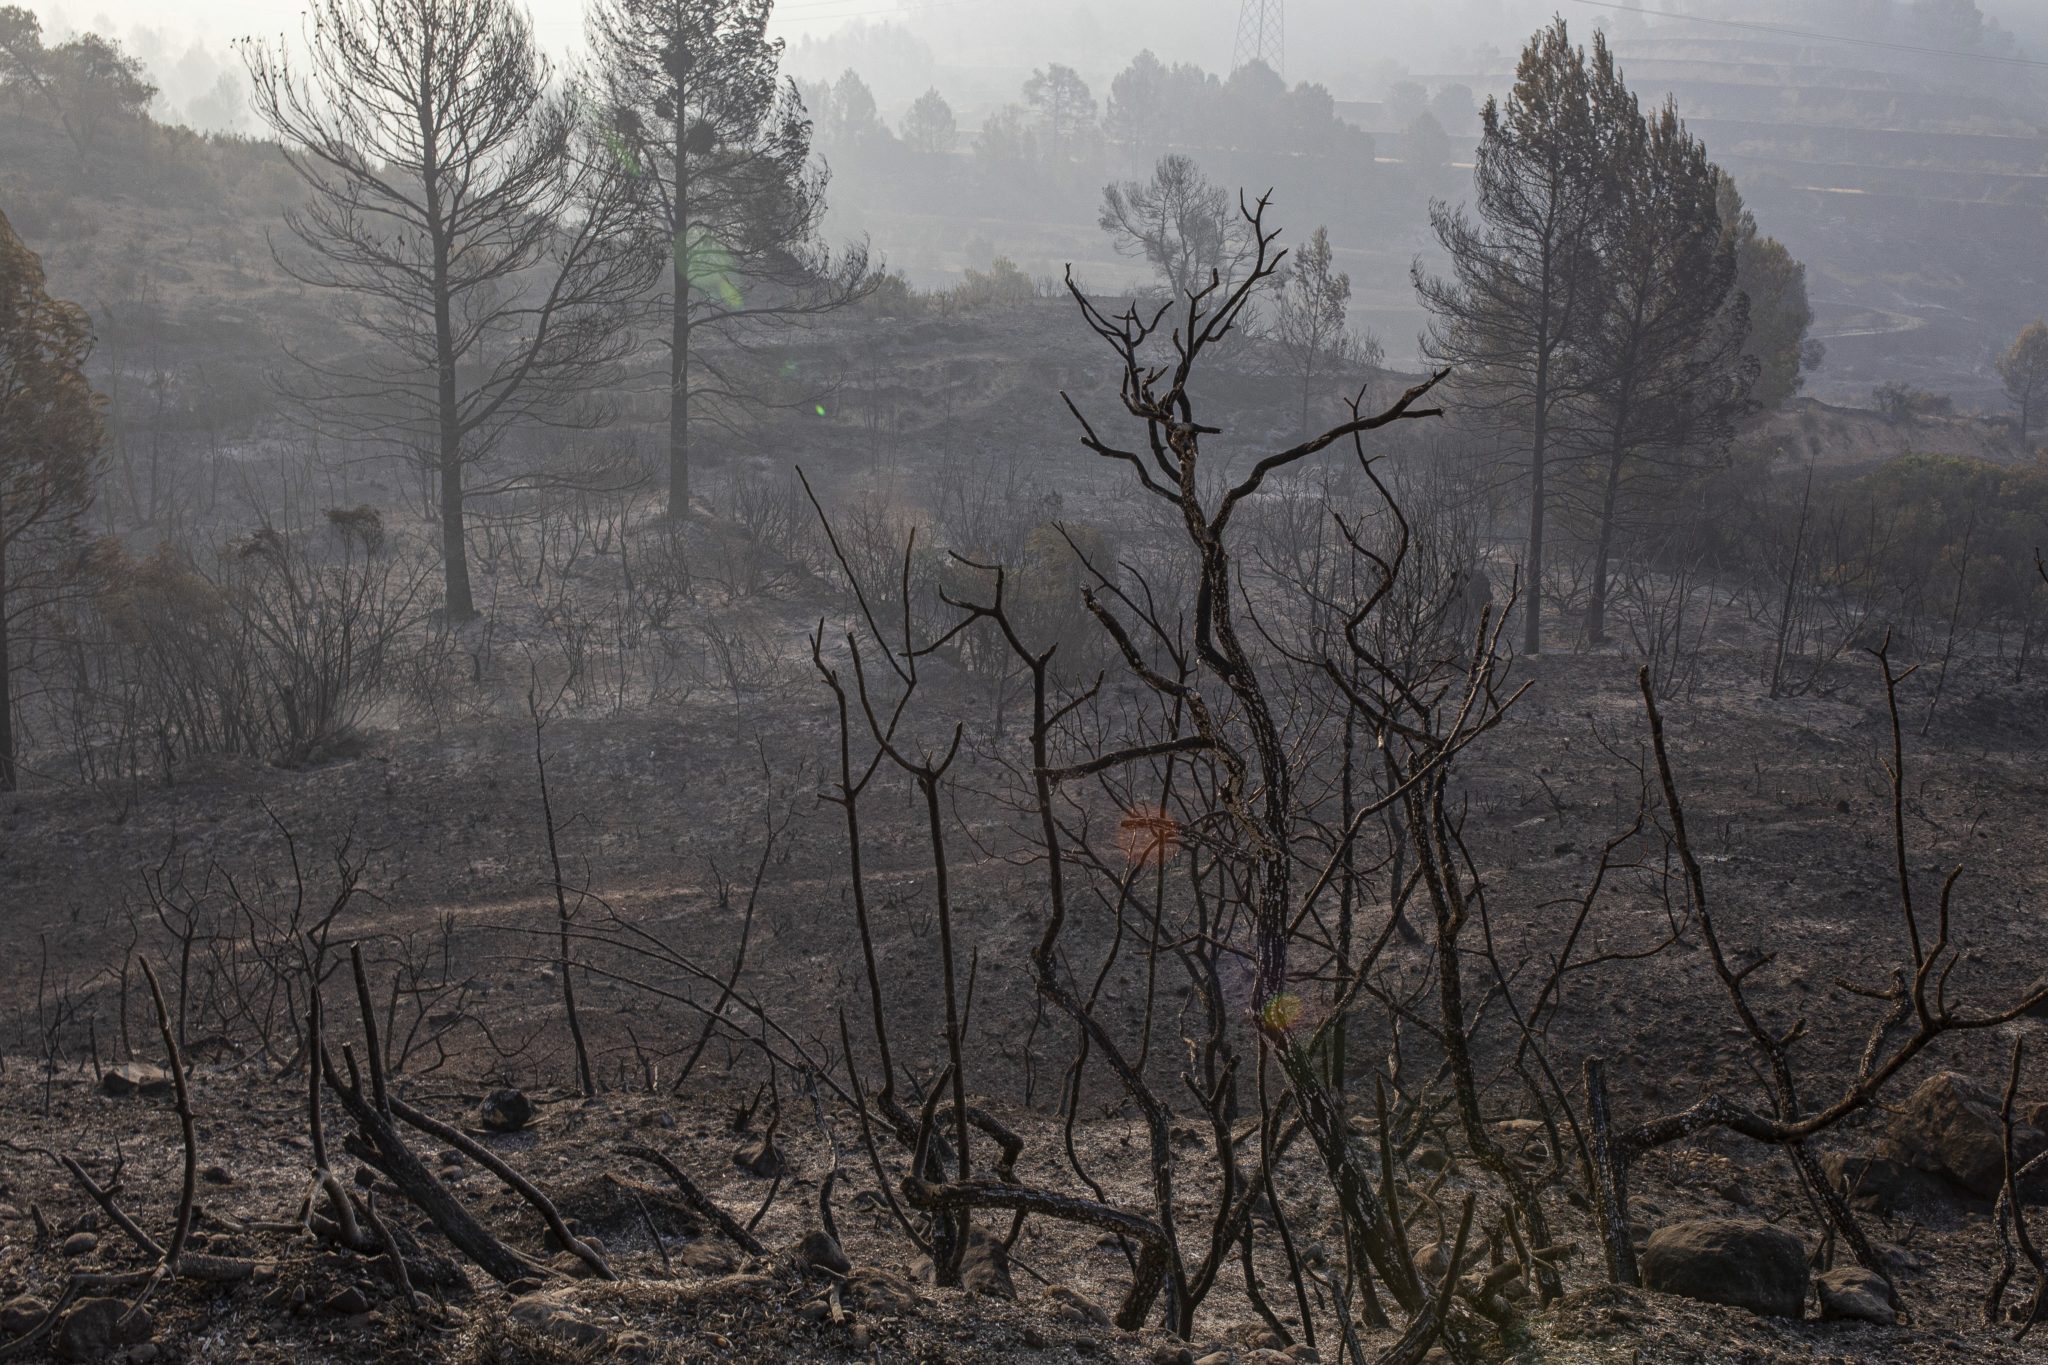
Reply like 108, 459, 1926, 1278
1, 1056, 2046, 1362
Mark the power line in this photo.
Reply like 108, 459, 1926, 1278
1563, 0, 2048, 72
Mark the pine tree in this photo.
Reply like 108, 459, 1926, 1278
0, 208, 103, 790
1571, 74, 1753, 644
1273, 227, 1380, 437
588, 0, 870, 518
902, 87, 955, 155
1415, 18, 1606, 655
1997, 321, 2048, 447
1716, 173, 1822, 412
1022, 63, 1094, 163
244, 0, 651, 619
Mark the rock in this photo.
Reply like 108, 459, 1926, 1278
1413, 1239, 1451, 1278
674, 1240, 736, 1275
479, 1088, 535, 1133
846, 1266, 919, 1315
99, 1064, 172, 1099
322, 1286, 370, 1315
53, 1298, 152, 1362
799, 1229, 851, 1277
2, 1295, 50, 1336
1151, 1347, 1196, 1365
62, 1231, 98, 1257
1885, 1070, 2047, 1197
1820, 1149, 1955, 1213
1042, 1284, 1110, 1327
508, 1291, 606, 1349
549, 1246, 608, 1279
1640, 1218, 1808, 1318
960, 1227, 1015, 1299
731, 1132, 785, 1178
1817, 1266, 1897, 1325
1193, 1354, 1232, 1365
912, 1228, 1015, 1299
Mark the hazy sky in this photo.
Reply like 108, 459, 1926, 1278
24, 0, 1560, 113
22, 0, 2044, 132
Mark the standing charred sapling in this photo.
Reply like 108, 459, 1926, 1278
1058, 195, 1525, 1349
586, 0, 873, 520
805, 195, 1549, 1357
241, 0, 654, 621
0, 206, 104, 792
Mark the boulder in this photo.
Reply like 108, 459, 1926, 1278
53, 1298, 152, 1362
674, 1240, 736, 1275
959, 1227, 1015, 1299
1820, 1149, 1955, 1213
1, 1295, 50, 1337
1639, 1218, 1808, 1318
508, 1291, 606, 1350
845, 1266, 920, 1315
1816, 1266, 1896, 1325
1885, 1070, 2047, 1197
479, 1088, 535, 1133
1042, 1283, 1110, 1327
731, 1131, 785, 1178
799, 1229, 851, 1277
322, 1286, 370, 1315
99, 1064, 172, 1099
912, 1227, 1014, 1299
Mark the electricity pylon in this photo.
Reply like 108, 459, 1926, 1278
1234, 0, 1284, 77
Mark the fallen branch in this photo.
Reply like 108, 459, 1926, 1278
618, 1143, 766, 1257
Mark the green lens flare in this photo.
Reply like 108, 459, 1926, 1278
814, 404, 827, 417
676, 226, 742, 309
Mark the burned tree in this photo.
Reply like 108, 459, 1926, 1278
587, 0, 871, 519
0, 206, 102, 792
242, 0, 651, 620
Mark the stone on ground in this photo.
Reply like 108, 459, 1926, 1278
1639, 1218, 1808, 1318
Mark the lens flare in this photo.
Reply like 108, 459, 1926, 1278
1116, 806, 1180, 866
677, 226, 742, 309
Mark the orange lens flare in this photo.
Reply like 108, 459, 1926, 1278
1116, 806, 1181, 867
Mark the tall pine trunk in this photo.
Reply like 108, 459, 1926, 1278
432, 228, 474, 621
0, 533, 14, 793
1587, 442, 1626, 645
668, 113, 691, 520
669, 273, 690, 519
1527, 380, 1548, 656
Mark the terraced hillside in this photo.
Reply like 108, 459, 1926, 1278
1380, 13, 2048, 413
